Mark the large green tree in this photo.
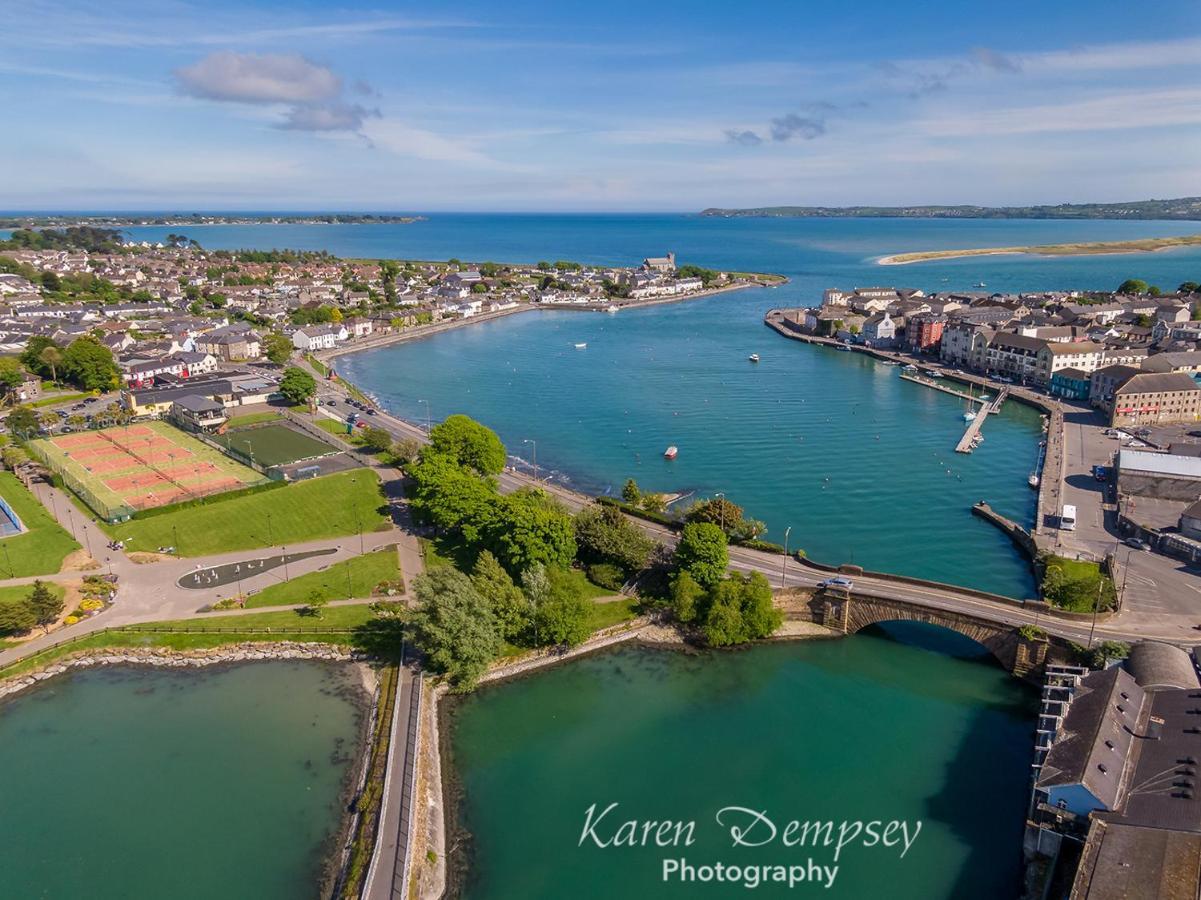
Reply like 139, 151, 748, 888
408, 452, 498, 536
20, 336, 60, 379
429, 414, 506, 476
27, 580, 63, 630
7, 405, 39, 438
411, 568, 501, 691
686, 496, 745, 534
0, 358, 24, 403
472, 550, 531, 641
701, 571, 781, 646
574, 503, 654, 573
675, 522, 729, 588
0, 599, 36, 635
278, 366, 317, 405
263, 333, 294, 366
61, 336, 119, 391
669, 570, 705, 624
533, 568, 593, 647
479, 488, 576, 575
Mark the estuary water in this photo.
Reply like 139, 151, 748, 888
125, 214, 1201, 596
448, 628, 1036, 900
0, 661, 365, 899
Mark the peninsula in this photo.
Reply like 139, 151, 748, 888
876, 233, 1201, 265
0, 213, 426, 229
699, 196, 1201, 220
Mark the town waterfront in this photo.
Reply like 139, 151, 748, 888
0, 661, 366, 899
448, 627, 1036, 900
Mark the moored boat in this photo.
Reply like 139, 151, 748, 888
1028, 472, 1040, 488
748, 353, 760, 362
663, 445, 679, 459
574, 342, 587, 349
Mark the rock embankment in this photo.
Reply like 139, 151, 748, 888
0, 641, 358, 700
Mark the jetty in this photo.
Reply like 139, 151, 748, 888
899, 372, 988, 404
956, 388, 1009, 453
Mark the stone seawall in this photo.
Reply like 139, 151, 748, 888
0, 641, 360, 701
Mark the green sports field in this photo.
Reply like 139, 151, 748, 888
214, 422, 337, 468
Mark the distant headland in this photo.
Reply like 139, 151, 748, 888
699, 197, 1201, 220
0, 213, 426, 229
877, 233, 1201, 266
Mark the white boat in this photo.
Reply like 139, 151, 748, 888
974, 281, 987, 288
663, 445, 679, 460
574, 342, 587, 349
963, 411, 977, 422
606, 305, 619, 314
748, 353, 760, 362
1028, 473, 1040, 488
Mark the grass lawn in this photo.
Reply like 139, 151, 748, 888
0, 472, 80, 576
102, 469, 392, 556
1041, 555, 1116, 613
245, 546, 402, 608
586, 596, 640, 630
0, 603, 391, 681
225, 409, 285, 427
0, 581, 65, 607
315, 416, 369, 446
30, 392, 93, 408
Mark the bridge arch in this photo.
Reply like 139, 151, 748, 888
813, 593, 1046, 675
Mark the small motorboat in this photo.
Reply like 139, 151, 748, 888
663, 445, 679, 460
574, 342, 587, 349
963, 411, 977, 422
1028, 473, 1040, 488
748, 353, 760, 363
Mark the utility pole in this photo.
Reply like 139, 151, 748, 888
1087, 577, 1103, 649
523, 438, 538, 482
781, 526, 792, 588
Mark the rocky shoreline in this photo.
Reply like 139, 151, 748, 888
0, 641, 362, 701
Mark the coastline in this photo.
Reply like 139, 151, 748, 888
876, 233, 1201, 266
319, 278, 777, 361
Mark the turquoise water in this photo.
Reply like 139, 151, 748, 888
449, 628, 1036, 900
341, 290, 1043, 596
120, 214, 1201, 294
0, 661, 365, 899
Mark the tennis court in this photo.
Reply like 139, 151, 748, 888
214, 422, 337, 468
28, 421, 265, 519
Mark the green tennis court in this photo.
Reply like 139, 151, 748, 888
215, 423, 337, 468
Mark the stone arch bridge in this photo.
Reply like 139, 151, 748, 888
810, 590, 1049, 676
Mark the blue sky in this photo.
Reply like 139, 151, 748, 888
2, 0, 1200, 211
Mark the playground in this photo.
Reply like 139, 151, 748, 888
213, 422, 336, 469
28, 422, 264, 520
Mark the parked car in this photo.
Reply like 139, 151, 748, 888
365, 408, 376, 415
325, 399, 337, 406
819, 576, 854, 591
1125, 538, 1152, 551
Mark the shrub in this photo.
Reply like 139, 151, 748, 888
63, 615, 79, 625
77, 598, 103, 612
587, 563, 626, 591
736, 539, 785, 554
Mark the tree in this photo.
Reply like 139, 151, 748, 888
1117, 278, 1150, 295
27, 580, 64, 630
686, 496, 745, 535
388, 437, 421, 466
621, 478, 641, 505
278, 366, 317, 405
38, 346, 63, 384
471, 550, 531, 641
380, 259, 400, 304
263, 333, 294, 366
303, 589, 329, 618
7, 405, 39, 438
411, 568, 501, 690
574, 503, 654, 573
478, 489, 577, 575
669, 570, 705, 624
0, 358, 23, 403
61, 336, 119, 391
701, 571, 781, 646
0, 598, 36, 636
360, 426, 393, 453
20, 336, 59, 378
1181, 281, 1200, 294
532, 566, 593, 647
429, 414, 506, 475
675, 522, 729, 588
408, 452, 498, 535
641, 493, 667, 514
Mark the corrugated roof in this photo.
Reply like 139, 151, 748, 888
1120, 449, 1201, 479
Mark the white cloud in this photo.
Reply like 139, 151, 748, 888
175, 51, 341, 104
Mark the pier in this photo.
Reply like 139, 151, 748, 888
956, 388, 1010, 453
898, 372, 989, 404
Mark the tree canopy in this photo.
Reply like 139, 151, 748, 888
278, 366, 317, 405
675, 522, 729, 588
574, 503, 654, 574
429, 414, 507, 475
411, 568, 501, 690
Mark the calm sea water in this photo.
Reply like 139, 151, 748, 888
340, 291, 1044, 596
0, 661, 364, 899
449, 629, 1036, 900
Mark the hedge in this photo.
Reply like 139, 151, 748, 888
596, 495, 679, 529
130, 479, 286, 520
735, 539, 785, 554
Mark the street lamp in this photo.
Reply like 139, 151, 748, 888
781, 526, 792, 587
417, 399, 432, 434
523, 438, 538, 482
715, 492, 725, 534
